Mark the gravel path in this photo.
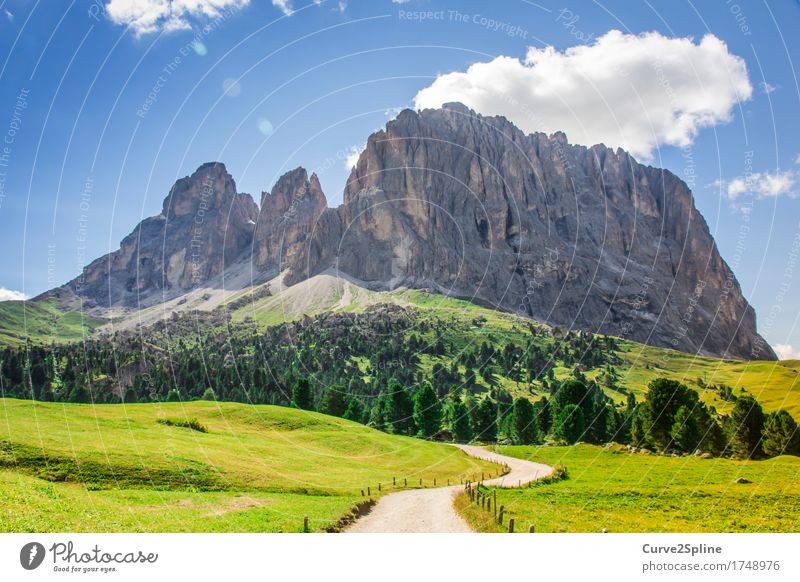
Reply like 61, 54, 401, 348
346, 445, 553, 533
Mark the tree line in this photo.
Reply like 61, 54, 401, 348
0, 304, 796, 459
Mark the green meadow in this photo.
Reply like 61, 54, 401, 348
458, 444, 800, 533
0, 399, 495, 532
0, 300, 104, 346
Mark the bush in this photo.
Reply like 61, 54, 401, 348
157, 418, 208, 433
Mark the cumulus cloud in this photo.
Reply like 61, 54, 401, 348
0, 288, 27, 302
414, 30, 752, 161
773, 344, 800, 360
715, 170, 797, 201
105, 0, 250, 36
272, 0, 293, 16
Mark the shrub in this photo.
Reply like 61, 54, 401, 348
157, 418, 208, 433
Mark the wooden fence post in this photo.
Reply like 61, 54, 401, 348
508, 518, 515, 533
361, 489, 364, 497
404, 478, 407, 487
393, 477, 396, 486
528, 525, 535, 533
493, 490, 497, 516
498, 506, 505, 525
434, 477, 436, 486
367, 486, 370, 496
303, 516, 309, 533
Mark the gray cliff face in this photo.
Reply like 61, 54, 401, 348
44, 105, 772, 360
253, 167, 327, 278
282, 104, 772, 360
53, 162, 258, 308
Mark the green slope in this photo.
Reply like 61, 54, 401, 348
458, 444, 800, 533
2, 280, 797, 419
0, 300, 104, 346
0, 398, 496, 532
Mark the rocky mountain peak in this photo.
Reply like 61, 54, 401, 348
161, 161, 238, 218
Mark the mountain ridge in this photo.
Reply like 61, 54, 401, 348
32, 104, 773, 360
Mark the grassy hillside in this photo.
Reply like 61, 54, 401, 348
0, 399, 496, 532
362, 289, 800, 418
616, 342, 800, 418
3, 280, 798, 419
458, 444, 800, 533
0, 300, 104, 346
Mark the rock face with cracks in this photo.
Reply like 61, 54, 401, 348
44, 105, 773, 360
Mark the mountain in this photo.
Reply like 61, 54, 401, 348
33, 104, 772, 360
39, 162, 258, 310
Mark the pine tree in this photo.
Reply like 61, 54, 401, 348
412, 383, 442, 438
762, 410, 800, 457
384, 380, 414, 435
510, 398, 538, 444
670, 405, 700, 452
727, 395, 765, 459
474, 397, 498, 442
320, 385, 348, 417
343, 398, 365, 424
447, 399, 473, 443
291, 377, 313, 410
556, 403, 585, 444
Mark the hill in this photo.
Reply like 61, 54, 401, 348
0, 399, 496, 532
2, 278, 797, 422
0, 299, 104, 346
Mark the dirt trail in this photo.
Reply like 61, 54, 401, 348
346, 445, 553, 533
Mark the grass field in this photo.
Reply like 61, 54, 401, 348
0, 398, 495, 532
0, 299, 104, 345
458, 444, 800, 533
616, 342, 800, 419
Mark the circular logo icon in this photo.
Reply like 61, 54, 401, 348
20, 542, 46, 570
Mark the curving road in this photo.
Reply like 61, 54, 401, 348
346, 445, 553, 533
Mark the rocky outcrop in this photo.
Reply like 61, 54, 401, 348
281, 104, 773, 360
48, 162, 258, 309
253, 167, 328, 279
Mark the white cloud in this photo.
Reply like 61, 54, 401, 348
0, 288, 27, 302
773, 344, 800, 360
105, 0, 249, 36
794, 153, 800, 165
715, 170, 797, 201
345, 144, 365, 169
272, 0, 293, 16
760, 81, 777, 94
392, 0, 411, 4
4, 8, 13, 21
414, 30, 752, 161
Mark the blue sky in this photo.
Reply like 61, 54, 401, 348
0, 0, 799, 356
